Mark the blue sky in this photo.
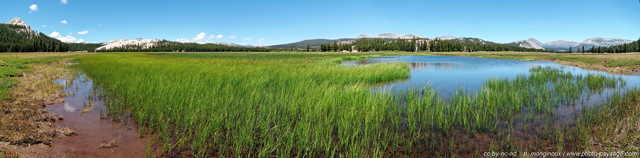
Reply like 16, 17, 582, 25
1, 0, 639, 45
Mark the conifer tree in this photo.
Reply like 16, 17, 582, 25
569, 46, 572, 53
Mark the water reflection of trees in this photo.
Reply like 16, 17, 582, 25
355, 60, 373, 65
408, 62, 455, 71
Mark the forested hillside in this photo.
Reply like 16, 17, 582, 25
68, 43, 102, 52
586, 38, 640, 53
0, 24, 69, 52
96, 40, 270, 52
320, 38, 544, 52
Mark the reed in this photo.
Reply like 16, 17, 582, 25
74, 52, 635, 157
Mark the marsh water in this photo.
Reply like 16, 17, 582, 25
344, 56, 640, 94
43, 72, 148, 158
344, 55, 640, 119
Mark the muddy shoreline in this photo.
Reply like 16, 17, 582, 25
42, 73, 149, 157
0, 59, 69, 157
0, 60, 149, 157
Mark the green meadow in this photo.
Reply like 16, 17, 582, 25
0, 56, 58, 99
72, 52, 639, 157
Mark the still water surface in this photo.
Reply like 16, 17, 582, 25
343, 55, 640, 97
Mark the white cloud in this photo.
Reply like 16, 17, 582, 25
243, 38, 252, 40
48, 31, 83, 43
208, 34, 224, 39
41, 25, 47, 27
192, 32, 207, 40
229, 36, 237, 39
29, 4, 38, 11
77, 30, 89, 35
61, 0, 68, 5
58, 36, 78, 43
257, 38, 265, 42
177, 38, 190, 43
49, 32, 60, 37
60, 20, 68, 24
29, 4, 38, 13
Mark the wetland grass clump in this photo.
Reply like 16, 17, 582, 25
75, 53, 635, 157
577, 89, 640, 151
402, 66, 628, 155
76, 53, 410, 157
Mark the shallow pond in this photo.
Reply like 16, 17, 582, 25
344, 55, 640, 95
344, 55, 640, 120
43, 72, 148, 157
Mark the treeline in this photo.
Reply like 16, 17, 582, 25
585, 38, 640, 53
0, 24, 69, 52
320, 38, 544, 52
68, 43, 103, 52
96, 40, 270, 52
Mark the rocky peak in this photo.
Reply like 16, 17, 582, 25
5, 17, 36, 35
97, 39, 159, 51
518, 40, 545, 50
526, 38, 543, 46
7, 17, 29, 27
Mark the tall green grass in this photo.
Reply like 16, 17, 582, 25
76, 53, 409, 157
74, 53, 634, 157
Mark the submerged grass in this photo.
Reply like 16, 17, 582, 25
74, 52, 636, 157
579, 89, 640, 152
403, 66, 630, 155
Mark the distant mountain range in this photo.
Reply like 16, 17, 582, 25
268, 34, 486, 49
518, 37, 633, 51
357, 33, 424, 39
96, 35, 632, 52
268, 33, 634, 51
2, 17, 633, 52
